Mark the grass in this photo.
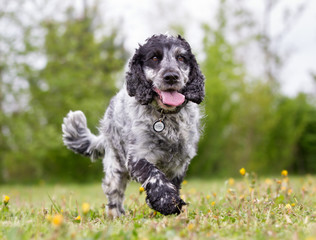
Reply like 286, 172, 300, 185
1, 172, 316, 240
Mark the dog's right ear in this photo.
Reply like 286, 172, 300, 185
126, 47, 154, 105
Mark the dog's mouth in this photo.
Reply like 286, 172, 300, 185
154, 88, 185, 108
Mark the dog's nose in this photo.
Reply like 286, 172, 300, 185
163, 72, 180, 84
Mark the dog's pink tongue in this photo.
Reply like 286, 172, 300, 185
159, 90, 185, 106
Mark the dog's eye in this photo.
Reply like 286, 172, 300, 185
152, 56, 159, 61
177, 56, 185, 62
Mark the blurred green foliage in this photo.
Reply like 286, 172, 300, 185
0, 7, 128, 183
0, 2, 315, 183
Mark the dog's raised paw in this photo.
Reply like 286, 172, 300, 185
145, 180, 186, 215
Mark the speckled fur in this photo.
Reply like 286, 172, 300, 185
62, 34, 205, 217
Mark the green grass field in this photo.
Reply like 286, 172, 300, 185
1, 173, 316, 240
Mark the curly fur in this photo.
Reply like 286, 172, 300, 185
62, 34, 205, 217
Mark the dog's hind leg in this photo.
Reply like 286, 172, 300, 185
102, 150, 129, 218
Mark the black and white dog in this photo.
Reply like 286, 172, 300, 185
62, 34, 205, 217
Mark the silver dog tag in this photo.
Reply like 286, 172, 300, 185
153, 120, 165, 132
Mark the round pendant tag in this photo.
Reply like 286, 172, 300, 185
153, 120, 165, 132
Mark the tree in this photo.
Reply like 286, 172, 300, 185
1, 5, 128, 182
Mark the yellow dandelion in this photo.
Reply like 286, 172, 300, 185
182, 180, 188, 185
3, 195, 10, 204
265, 178, 272, 185
239, 168, 246, 176
281, 186, 286, 191
206, 195, 211, 200
285, 204, 291, 210
212, 192, 217, 197
291, 203, 296, 207
211, 201, 216, 206
52, 214, 63, 227
227, 188, 235, 195
187, 223, 195, 231
139, 187, 145, 193
281, 170, 288, 177
82, 202, 90, 214
46, 214, 53, 222
287, 189, 293, 195
228, 178, 235, 186
75, 215, 81, 221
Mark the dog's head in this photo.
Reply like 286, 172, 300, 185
126, 34, 205, 110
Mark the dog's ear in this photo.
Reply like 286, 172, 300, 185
182, 54, 205, 104
126, 48, 154, 105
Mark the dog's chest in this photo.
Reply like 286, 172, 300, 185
135, 114, 198, 176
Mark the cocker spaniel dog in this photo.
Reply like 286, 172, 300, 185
62, 34, 205, 217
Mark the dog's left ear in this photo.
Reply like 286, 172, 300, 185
126, 47, 154, 105
177, 35, 205, 104
182, 55, 205, 104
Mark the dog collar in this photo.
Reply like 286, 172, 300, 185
152, 100, 188, 133
154, 99, 188, 115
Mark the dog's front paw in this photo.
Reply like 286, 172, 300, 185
145, 180, 186, 215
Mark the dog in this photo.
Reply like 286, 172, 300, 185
62, 34, 205, 217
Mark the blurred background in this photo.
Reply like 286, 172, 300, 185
0, 0, 315, 183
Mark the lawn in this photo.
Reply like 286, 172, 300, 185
1, 172, 316, 240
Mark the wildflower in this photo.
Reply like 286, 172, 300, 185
287, 189, 293, 195
139, 187, 145, 193
281, 186, 286, 191
46, 214, 53, 222
212, 192, 217, 197
75, 215, 81, 221
239, 168, 246, 176
265, 178, 272, 185
285, 204, 291, 210
211, 201, 216, 206
227, 188, 236, 195
228, 178, 235, 186
281, 170, 288, 177
52, 214, 63, 227
3, 195, 10, 205
206, 195, 211, 200
82, 203, 90, 214
291, 203, 296, 207
187, 223, 195, 231
182, 180, 188, 185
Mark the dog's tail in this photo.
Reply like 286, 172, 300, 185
62, 111, 105, 161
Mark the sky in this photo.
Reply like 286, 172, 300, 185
100, 0, 316, 96
2, 0, 316, 97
